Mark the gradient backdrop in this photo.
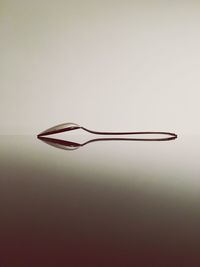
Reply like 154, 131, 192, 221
1, 1, 200, 266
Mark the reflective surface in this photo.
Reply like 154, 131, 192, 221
38, 133, 177, 151
1, 134, 200, 266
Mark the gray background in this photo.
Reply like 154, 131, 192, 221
1, 0, 200, 134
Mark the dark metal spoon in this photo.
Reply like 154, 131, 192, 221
37, 122, 178, 140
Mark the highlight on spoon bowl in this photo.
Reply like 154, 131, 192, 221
37, 122, 80, 137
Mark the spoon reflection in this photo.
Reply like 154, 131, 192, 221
37, 134, 177, 151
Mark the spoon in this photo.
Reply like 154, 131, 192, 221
37, 122, 177, 140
